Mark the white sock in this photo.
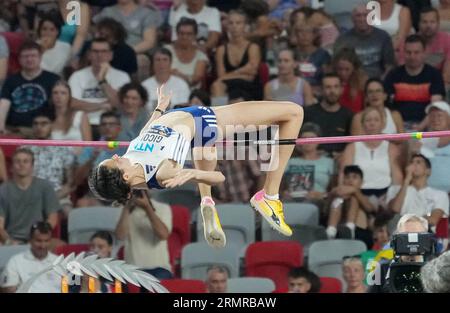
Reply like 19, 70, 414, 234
326, 226, 337, 239
345, 222, 356, 239
264, 193, 279, 201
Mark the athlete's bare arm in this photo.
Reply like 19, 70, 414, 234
140, 85, 172, 135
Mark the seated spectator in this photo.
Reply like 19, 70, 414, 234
421, 250, 450, 293
165, 18, 209, 89
16, 0, 58, 39
93, 0, 159, 82
142, 47, 190, 110
387, 154, 449, 228
0, 41, 60, 137
0, 222, 60, 293
211, 10, 262, 103
0, 34, 8, 92
331, 48, 368, 113
0, 149, 6, 184
334, 4, 395, 79
95, 17, 138, 78
188, 89, 211, 107
169, 0, 221, 53
51, 81, 92, 143
303, 73, 353, 157
307, 9, 340, 53
372, 215, 391, 251
438, 0, 450, 33
206, 265, 228, 293
293, 19, 330, 95
351, 78, 404, 135
281, 123, 335, 203
341, 107, 403, 204
68, 38, 131, 138
264, 49, 314, 106
0, 148, 59, 245
118, 82, 150, 141
36, 14, 71, 76
29, 112, 75, 217
287, 266, 321, 293
398, 0, 431, 32
0, 1, 15, 32
384, 35, 446, 130
326, 165, 376, 248
115, 190, 173, 280
342, 256, 367, 293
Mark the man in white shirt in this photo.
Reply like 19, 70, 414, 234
0, 222, 60, 293
69, 38, 131, 129
142, 47, 190, 111
387, 154, 449, 228
169, 0, 221, 52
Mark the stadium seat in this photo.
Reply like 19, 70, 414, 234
68, 206, 122, 244
319, 277, 343, 293
169, 205, 191, 276
0, 245, 28, 272
227, 277, 275, 293
245, 241, 303, 290
160, 279, 206, 293
54, 244, 90, 257
152, 189, 200, 214
181, 242, 240, 280
196, 203, 255, 250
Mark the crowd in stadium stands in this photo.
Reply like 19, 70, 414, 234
0, 0, 449, 293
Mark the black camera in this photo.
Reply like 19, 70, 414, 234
391, 232, 436, 256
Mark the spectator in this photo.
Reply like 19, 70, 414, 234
342, 256, 367, 293
51, 81, 92, 142
421, 250, 450, 293
264, 49, 314, 106
142, 47, 190, 110
438, 0, 450, 33
372, 0, 413, 54
293, 19, 331, 95
206, 265, 228, 293
372, 215, 391, 251
397, 0, 431, 32
0, 35, 8, 92
0, 222, 60, 293
29, 113, 75, 217
341, 107, 403, 204
334, 4, 395, 79
281, 123, 335, 203
331, 47, 368, 113
305, 9, 340, 53
36, 13, 71, 76
211, 10, 262, 103
95, 18, 138, 78
165, 18, 209, 89
115, 190, 173, 280
326, 165, 376, 248
303, 73, 353, 156
189, 89, 211, 107
387, 154, 449, 228
384, 35, 446, 130
351, 78, 404, 135
93, 0, 159, 82
169, 0, 222, 53
0, 149, 6, 184
68, 38, 131, 137
287, 266, 321, 293
0, 41, 60, 137
16, 0, 58, 39
0, 1, 15, 32
118, 82, 150, 141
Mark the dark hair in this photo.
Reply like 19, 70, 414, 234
405, 34, 426, 49
119, 82, 149, 105
29, 221, 52, 239
90, 37, 113, 51
239, 0, 269, 20
321, 72, 341, 85
374, 213, 391, 231
37, 13, 63, 38
176, 17, 198, 35
228, 9, 249, 23
288, 267, 321, 293
96, 17, 128, 44
33, 106, 56, 122
13, 147, 34, 164
100, 111, 121, 123
90, 230, 113, 246
289, 7, 316, 27
364, 77, 384, 95
344, 165, 364, 179
152, 47, 173, 63
300, 122, 322, 137
89, 164, 131, 205
19, 40, 42, 56
189, 89, 211, 106
420, 7, 439, 21
411, 153, 431, 169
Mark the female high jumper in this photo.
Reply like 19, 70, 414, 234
90, 86, 303, 248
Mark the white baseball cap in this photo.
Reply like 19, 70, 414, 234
425, 101, 450, 115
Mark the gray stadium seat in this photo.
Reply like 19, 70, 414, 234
181, 242, 240, 280
152, 189, 200, 214
68, 206, 122, 244
197, 203, 255, 250
0, 245, 29, 272
227, 277, 275, 293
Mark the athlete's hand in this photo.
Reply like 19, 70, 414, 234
162, 169, 198, 188
156, 84, 173, 111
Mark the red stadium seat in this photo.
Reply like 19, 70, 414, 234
436, 217, 448, 239
54, 244, 90, 257
245, 241, 303, 290
1, 32, 26, 75
259, 62, 270, 86
319, 277, 342, 293
117, 246, 124, 260
168, 205, 191, 277
160, 279, 206, 293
